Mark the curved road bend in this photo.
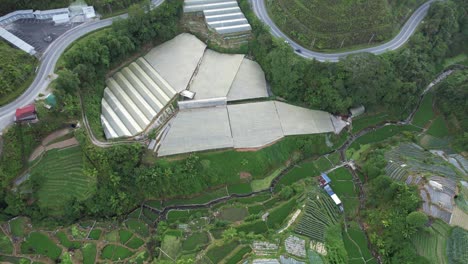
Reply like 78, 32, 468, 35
0, 0, 165, 133
250, 0, 437, 62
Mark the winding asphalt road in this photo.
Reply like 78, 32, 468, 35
251, 0, 437, 62
0, 0, 163, 133
0, 0, 435, 133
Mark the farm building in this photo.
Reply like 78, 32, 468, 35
82, 6, 96, 19
318, 173, 331, 187
53, 13, 70, 25
15, 104, 37, 122
322, 182, 343, 211
0, 10, 34, 26
183, 0, 251, 35
33, 8, 69, 20
350, 105, 365, 117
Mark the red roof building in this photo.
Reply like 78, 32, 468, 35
15, 104, 37, 122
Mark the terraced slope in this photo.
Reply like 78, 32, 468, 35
30, 146, 96, 216
267, 0, 424, 50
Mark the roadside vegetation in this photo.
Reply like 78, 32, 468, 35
0, 41, 38, 106
267, 0, 424, 51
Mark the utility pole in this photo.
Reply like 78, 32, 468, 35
340, 39, 345, 49
311, 38, 316, 49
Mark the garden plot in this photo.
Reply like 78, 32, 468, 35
280, 255, 306, 264
144, 33, 206, 92
447, 227, 468, 264
420, 176, 456, 223
252, 241, 278, 256
385, 143, 459, 181
284, 235, 306, 258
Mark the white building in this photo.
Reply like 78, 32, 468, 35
82, 6, 96, 19
34, 8, 69, 20
53, 13, 70, 25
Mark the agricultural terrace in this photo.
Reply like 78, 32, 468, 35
411, 220, 450, 264
266, 0, 424, 50
28, 146, 96, 216
0, 216, 151, 263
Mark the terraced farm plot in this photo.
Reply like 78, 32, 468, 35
267, 0, 423, 50
275, 160, 319, 189
160, 235, 181, 260
295, 189, 340, 241
9, 217, 27, 237
0, 229, 13, 254
447, 227, 468, 264
218, 207, 249, 222
206, 240, 239, 263
21, 232, 62, 260
352, 113, 390, 133
343, 222, 375, 264
101, 244, 134, 261
411, 220, 450, 264
82, 243, 97, 264
182, 232, 210, 251
30, 146, 96, 215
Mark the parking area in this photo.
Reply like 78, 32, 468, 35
5, 18, 78, 53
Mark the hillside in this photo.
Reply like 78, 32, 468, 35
267, 0, 425, 51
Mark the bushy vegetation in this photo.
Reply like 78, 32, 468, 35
267, 0, 423, 50
241, 0, 466, 118
0, 0, 70, 16
434, 69, 468, 152
0, 41, 37, 106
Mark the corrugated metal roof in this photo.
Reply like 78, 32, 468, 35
0, 28, 36, 55
331, 194, 342, 205
33, 8, 69, 16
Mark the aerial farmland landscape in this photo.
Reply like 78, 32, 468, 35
0, 0, 466, 263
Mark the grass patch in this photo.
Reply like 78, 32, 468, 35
233, 193, 271, 204
119, 230, 133, 244
104, 230, 119, 242
218, 207, 249, 222
237, 220, 268, 234
350, 125, 421, 149
126, 237, 145, 249
30, 146, 96, 216
206, 240, 239, 263
352, 113, 390, 133
88, 229, 102, 240
56, 231, 81, 249
314, 156, 334, 172
251, 167, 283, 191
248, 204, 265, 215
160, 235, 181, 260
163, 188, 228, 206
343, 222, 374, 263
167, 210, 191, 222
228, 183, 253, 194
0, 256, 32, 264
0, 229, 13, 254
9, 217, 27, 237
101, 244, 134, 261
427, 116, 449, 138
267, 198, 297, 229
21, 232, 62, 260
275, 160, 319, 189
82, 243, 97, 264
125, 219, 149, 237
226, 246, 252, 264
182, 232, 210, 252
413, 93, 435, 127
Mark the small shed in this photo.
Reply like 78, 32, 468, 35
82, 6, 96, 19
15, 104, 37, 122
53, 13, 69, 24
180, 90, 196, 100
330, 194, 342, 206
349, 105, 365, 117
